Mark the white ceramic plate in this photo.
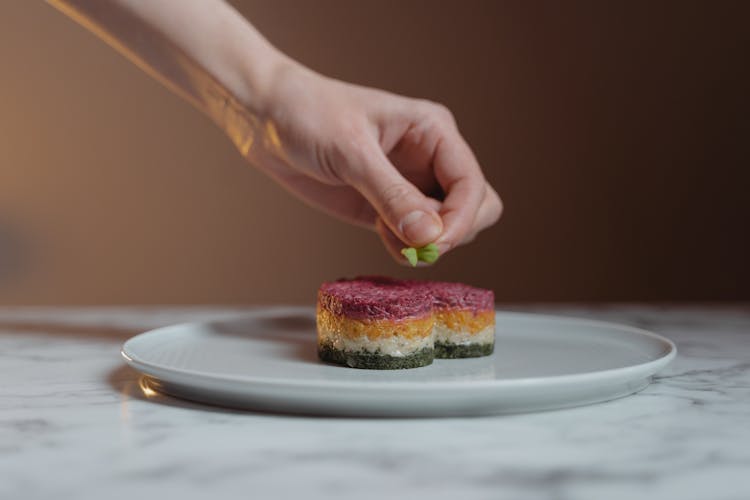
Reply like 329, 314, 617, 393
121, 307, 676, 417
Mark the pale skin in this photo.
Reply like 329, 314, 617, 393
50, 0, 502, 264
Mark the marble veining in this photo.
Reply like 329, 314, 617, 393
0, 305, 749, 500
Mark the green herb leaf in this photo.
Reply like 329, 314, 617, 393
401, 243, 440, 266
416, 243, 440, 263
401, 247, 418, 267
417, 243, 440, 264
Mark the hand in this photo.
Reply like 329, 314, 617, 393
246, 62, 503, 263
51, 1, 500, 264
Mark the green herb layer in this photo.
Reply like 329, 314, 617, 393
318, 343, 434, 370
434, 342, 494, 359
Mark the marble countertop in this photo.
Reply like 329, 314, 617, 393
1, 305, 748, 500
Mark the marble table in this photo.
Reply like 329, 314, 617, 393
1, 305, 748, 500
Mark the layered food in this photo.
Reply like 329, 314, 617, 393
417, 281, 495, 358
317, 277, 435, 369
316, 276, 495, 369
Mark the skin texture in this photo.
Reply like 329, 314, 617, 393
51, 0, 502, 263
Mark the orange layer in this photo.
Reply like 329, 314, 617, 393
317, 306, 434, 341
435, 309, 494, 334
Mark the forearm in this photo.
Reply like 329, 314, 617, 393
48, 0, 291, 155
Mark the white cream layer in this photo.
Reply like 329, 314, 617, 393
319, 323, 494, 356
433, 324, 495, 346
318, 327, 432, 357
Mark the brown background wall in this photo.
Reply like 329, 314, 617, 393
1, 1, 748, 305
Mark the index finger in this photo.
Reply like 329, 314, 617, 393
432, 126, 487, 253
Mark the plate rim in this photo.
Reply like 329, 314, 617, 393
121, 308, 677, 391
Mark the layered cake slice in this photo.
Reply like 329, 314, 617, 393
316, 277, 435, 369
416, 281, 495, 359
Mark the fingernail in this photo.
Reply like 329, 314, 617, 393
400, 210, 442, 245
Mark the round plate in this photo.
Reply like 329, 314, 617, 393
121, 307, 676, 417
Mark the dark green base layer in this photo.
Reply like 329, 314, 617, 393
434, 342, 494, 359
318, 344, 434, 370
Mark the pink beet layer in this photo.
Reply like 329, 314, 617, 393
318, 277, 433, 321
318, 276, 494, 321
411, 281, 495, 313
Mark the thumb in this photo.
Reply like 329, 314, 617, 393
341, 142, 443, 247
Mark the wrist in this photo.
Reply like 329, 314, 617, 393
233, 42, 293, 117
243, 53, 305, 121
203, 18, 301, 157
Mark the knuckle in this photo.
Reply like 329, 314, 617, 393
415, 99, 454, 122
380, 182, 414, 214
489, 189, 504, 223
462, 231, 478, 245
344, 123, 371, 149
336, 116, 370, 144
341, 123, 375, 162
429, 101, 455, 125
323, 123, 373, 182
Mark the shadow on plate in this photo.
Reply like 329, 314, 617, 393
208, 310, 320, 364
209, 309, 316, 338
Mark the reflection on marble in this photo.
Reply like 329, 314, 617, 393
0, 306, 748, 500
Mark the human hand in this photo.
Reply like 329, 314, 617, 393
246, 61, 502, 263
50, 1, 499, 264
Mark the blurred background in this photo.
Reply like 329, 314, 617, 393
1, 1, 748, 305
